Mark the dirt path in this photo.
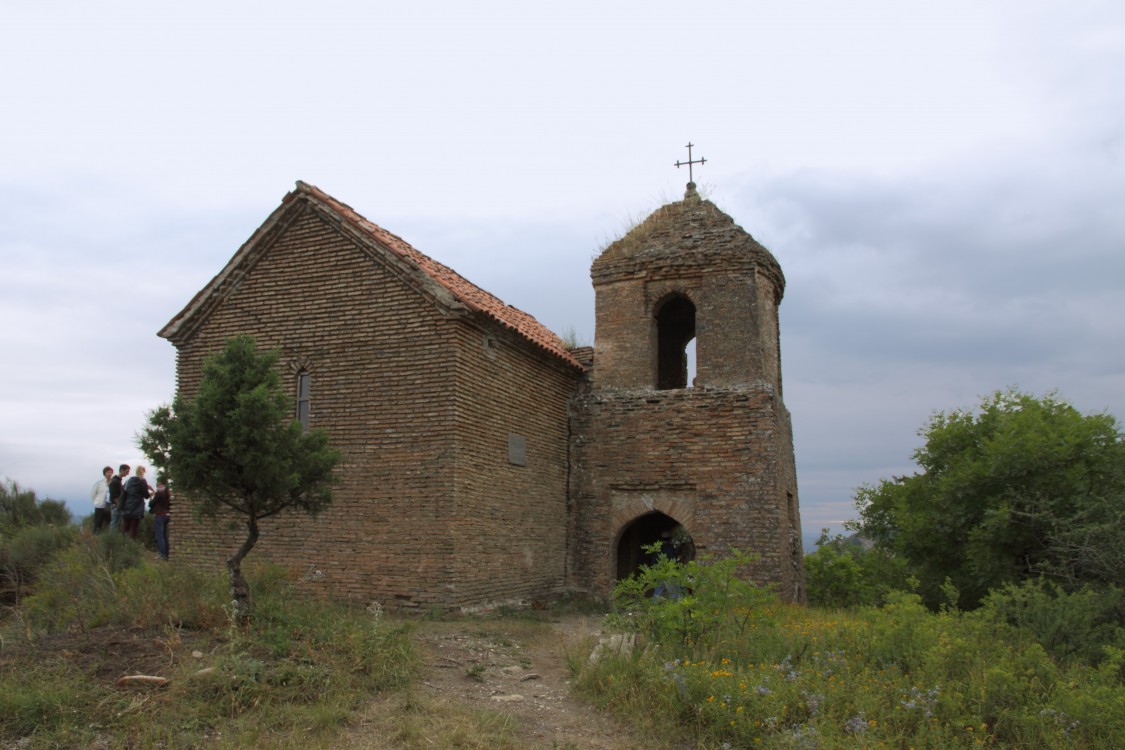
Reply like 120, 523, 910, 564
346, 613, 650, 749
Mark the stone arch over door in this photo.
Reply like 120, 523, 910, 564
614, 511, 697, 581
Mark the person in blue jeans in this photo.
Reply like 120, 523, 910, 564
148, 480, 172, 560
649, 532, 682, 599
108, 464, 130, 531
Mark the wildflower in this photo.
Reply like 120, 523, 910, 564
845, 713, 868, 736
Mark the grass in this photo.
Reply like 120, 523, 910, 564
19, 529, 1123, 749
0, 530, 617, 749
573, 552, 1125, 749
357, 689, 524, 750
0, 539, 419, 749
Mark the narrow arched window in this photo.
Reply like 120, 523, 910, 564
655, 295, 696, 390
296, 371, 310, 430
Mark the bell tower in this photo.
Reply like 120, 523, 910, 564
569, 179, 805, 603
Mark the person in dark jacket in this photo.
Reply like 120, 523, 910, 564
108, 464, 129, 531
148, 479, 172, 560
120, 465, 152, 540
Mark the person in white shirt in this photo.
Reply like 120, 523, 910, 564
90, 466, 113, 533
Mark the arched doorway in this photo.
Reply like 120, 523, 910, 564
615, 511, 696, 581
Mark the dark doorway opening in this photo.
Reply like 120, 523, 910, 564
615, 512, 696, 581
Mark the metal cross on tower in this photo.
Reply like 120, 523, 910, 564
674, 142, 707, 184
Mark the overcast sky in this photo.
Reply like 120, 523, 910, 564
2, 1, 1122, 541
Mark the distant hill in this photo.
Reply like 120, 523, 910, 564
802, 532, 821, 554
802, 528, 867, 554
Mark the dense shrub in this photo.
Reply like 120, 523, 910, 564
612, 546, 775, 655
981, 578, 1125, 667
804, 529, 909, 608
0, 479, 71, 534
0, 523, 78, 603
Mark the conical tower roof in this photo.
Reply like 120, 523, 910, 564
592, 184, 785, 299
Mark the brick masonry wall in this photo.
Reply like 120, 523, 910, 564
448, 324, 577, 607
573, 191, 805, 603
169, 204, 579, 609
569, 385, 804, 602
165, 187, 805, 609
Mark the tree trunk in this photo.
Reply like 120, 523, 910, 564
227, 515, 260, 622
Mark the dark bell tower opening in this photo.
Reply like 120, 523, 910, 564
656, 295, 696, 390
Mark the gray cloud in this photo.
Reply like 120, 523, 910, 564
2, 0, 1123, 542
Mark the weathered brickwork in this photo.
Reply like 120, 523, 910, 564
160, 180, 805, 610
572, 184, 805, 603
164, 190, 580, 609
569, 387, 803, 600
447, 323, 577, 606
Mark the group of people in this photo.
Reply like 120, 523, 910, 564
89, 464, 172, 560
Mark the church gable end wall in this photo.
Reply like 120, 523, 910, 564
172, 207, 462, 608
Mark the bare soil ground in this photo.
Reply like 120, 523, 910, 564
346, 613, 649, 750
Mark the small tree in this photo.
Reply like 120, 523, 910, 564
139, 335, 339, 619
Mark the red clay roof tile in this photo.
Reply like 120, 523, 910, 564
296, 182, 582, 370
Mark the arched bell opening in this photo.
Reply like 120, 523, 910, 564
614, 511, 696, 581
655, 294, 696, 390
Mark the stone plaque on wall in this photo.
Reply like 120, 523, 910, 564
508, 434, 527, 466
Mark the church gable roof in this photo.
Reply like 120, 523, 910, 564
160, 182, 582, 370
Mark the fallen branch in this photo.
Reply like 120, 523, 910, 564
117, 675, 168, 687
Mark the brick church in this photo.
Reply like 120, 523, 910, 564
159, 178, 806, 609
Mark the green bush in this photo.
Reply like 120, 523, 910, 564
0, 479, 72, 535
18, 536, 123, 634
114, 558, 229, 629
94, 528, 146, 572
0, 523, 78, 603
612, 546, 775, 656
981, 578, 1125, 667
804, 529, 910, 608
